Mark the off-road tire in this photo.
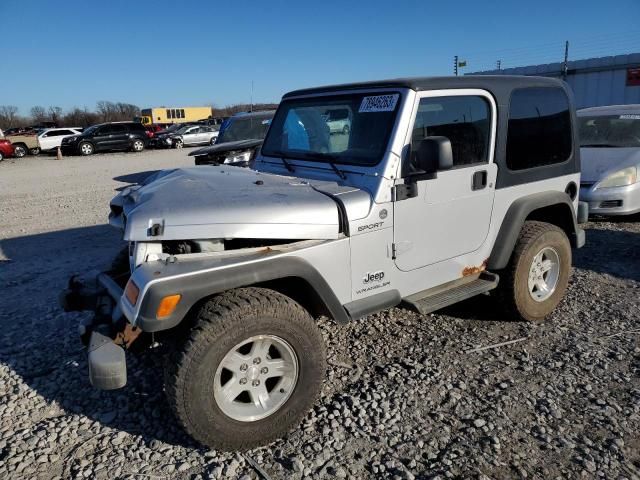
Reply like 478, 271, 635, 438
497, 221, 571, 321
13, 144, 27, 158
165, 287, 326, 451
79, 141, 94, 156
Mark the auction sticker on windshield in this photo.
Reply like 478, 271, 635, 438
359, 94, 399, 113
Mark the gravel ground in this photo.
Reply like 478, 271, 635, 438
0, 150, 639, 479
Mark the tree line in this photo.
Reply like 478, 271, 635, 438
0, 102, 280, 131
0, 102, 141, 130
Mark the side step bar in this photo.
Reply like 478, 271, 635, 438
403, 272, 499, 315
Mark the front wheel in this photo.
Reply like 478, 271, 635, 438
0, 152, 3, 162
131, 139, 145, 152
497, 221, 571, 322
165, 287, 326, 451
210, 137, 217, 145
13, 145, 27, 158
79, 142, 94, 156
30, 147, 41, 155
174, 139, 183, 149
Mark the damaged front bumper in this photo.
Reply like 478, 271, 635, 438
60, 271, 134, 390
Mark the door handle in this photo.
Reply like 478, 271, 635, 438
472, 170, 487, 190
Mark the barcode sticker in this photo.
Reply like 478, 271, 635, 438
359, 94, 399, 113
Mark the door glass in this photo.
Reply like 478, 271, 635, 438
410, 96, 491, 171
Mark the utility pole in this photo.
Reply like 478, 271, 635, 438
250, 80, 254, 112
497, 60, 501, 71
454, 55, 458, 76
562, 41, 569, 80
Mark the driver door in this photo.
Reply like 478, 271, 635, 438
393, 90, 498, 272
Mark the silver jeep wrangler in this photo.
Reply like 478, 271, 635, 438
61, 76, 586, 451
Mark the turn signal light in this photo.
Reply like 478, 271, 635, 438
124, 280, 140, 305
157, 294, 181, 319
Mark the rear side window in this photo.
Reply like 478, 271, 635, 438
411, 95, 491, 167
506, 88, 572, 170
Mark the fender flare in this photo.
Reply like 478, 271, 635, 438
488, 191, 580, 270
134, 256, 349, 332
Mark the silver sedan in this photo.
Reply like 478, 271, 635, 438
578, 104, 640, 216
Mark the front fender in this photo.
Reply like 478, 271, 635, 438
121, 245, 349, 332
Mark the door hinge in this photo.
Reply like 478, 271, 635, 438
391, 243, 397, 260
392, 182, 418, 201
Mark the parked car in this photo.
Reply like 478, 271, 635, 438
38, 127, 83, 152
578, 104, 640, 216
62, 75, 586, 452
149, 123, 196, 148
324, 107, 351, 134
0, 138, 15, 161
7, 132, 41, 157
166, 125, 219, 149
190, 110, 275, 166
61, 122, 148, 156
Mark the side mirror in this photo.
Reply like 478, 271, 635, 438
415, 136, 453, 174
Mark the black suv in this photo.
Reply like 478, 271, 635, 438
61, 122, 148, 156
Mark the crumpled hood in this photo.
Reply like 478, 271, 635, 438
113, 166, 371, 241
189, 139, 263, 157
580, 147, 640, 182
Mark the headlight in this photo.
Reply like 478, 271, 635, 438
165, 138, 173, 144
67, 136, 79, 142
595, 166, 637, 189
223, 151, 251, 164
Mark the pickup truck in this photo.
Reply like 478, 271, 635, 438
7, 132, 41, 157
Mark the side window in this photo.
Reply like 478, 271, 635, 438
411, 95, 491, 168
166, 109, 172, 119
506, 87, 572, 170
110, 124, 127, 134
180, 109, 185, 118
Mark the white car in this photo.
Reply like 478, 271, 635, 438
38, 127, 83, 152
170, 125, 219, 148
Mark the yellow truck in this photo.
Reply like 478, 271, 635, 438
136, 107, 213, 126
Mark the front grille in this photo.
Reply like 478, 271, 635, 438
599, 200, 623, 208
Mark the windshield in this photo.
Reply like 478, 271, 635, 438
83, 125, 99, 135
578, 114, 640, 148
218, 115, 273, 143
262, 92, 400, 166
175, 125, 192, 134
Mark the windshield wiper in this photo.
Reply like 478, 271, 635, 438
268, 151, 295, 172
296, 152, 347, 180
327, 159, 346, 180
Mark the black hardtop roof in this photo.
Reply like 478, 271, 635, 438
232, 110, 276, 118
282, 75, 565, 99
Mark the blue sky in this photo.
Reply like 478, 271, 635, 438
1, 0, 639, 114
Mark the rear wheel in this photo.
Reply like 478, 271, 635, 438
165, 287, 326, 451
342, 124, 350, 135
497, 221, 571, 321
0, 152, 4, 162
13, 144, 27, 158
79, 142, 94, 156
131, 139, 145, 152
30, 147, 40, 156
210, 137, 217, 145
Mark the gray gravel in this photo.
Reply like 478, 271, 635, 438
1, 150, 639, 479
